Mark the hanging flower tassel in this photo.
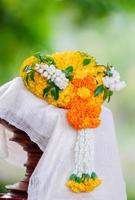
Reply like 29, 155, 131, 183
66, 129, 102, 193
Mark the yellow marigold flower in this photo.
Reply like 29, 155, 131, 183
71, 187, 80, 193
20, 56, 38, 72
85, 185, 94, 192
77, 87, 91, 99
89, 180, 97, 188
78, 183, 87, 192
66, 180, 74, 187
94, 178, 102, 187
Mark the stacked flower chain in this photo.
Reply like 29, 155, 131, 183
20, 51, 126, 193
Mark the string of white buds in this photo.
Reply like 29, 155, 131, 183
35, 64, 69, 90
83, 129, 95, 173
73, 129, 95, 176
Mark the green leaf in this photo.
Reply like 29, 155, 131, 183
107, 90, 113, 102
34, 52, 41, 58
34, 52, 46, 63
66, 75, 74, 81
63, 66, 73, 74
94, 85, 104, 97
47, 79, 54, 86
43, 87, 50, 97
23, 65, 32, 73
109, 90, 113, 96
30, 71, 35, 81
47, 79, 52, 84
91, 172, 97, 180
23, 65, 28, 72
103, 87, 108, 100
81, 173, 90, 181
69, 174, 77, 181
83, 58, 91, 66
47, 58, 55, 65
42, 56, 55, 65
103, 88, 113, 102
106, 64, 110, 71
106, 64, 114, 75
34, 52, 55, 65
76, 177, 82, 183
85, 174, 90, 179
39, 55, 46, 62
24, 74, 29, 85
108, 72, 113, 77
51, 87, 60, 100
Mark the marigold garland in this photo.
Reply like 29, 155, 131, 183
20, 52, 104, 129
20, 51, 126, 193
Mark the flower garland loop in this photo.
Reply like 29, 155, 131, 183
20, 51, 126, 193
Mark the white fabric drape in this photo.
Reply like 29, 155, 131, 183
0, 125, 27, 167
0, 78, 127, 200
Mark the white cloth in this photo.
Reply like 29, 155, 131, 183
0, 124, 27, 167
0, 77, 127, 200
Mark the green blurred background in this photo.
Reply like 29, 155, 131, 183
0, 0, 135, 199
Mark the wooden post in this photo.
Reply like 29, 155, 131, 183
0, 119, 43, 200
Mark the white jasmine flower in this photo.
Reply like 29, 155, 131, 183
103, 77, 110, 88
55, 69, 62, 76
54, 76, 61, 83
111, 67, 120, 80
103, 67, 126, 92
115, 81, 127, 91
42, 71, 48, 78
41, 64, 48, 70
35, 64, 40, 71
51, 74, 56, 81
55, 77, 67, 89
109, 83, 116, 91
38, 68, 44, 74
47, 74, 51, 80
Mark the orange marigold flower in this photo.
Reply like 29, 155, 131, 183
72, 76, 96, 94
67, 96, 101, 129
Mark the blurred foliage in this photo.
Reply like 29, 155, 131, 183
0, 182, 7, 193
62, 0, 135, 24
1, 0, 135, 84
0, 0, 55, 84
